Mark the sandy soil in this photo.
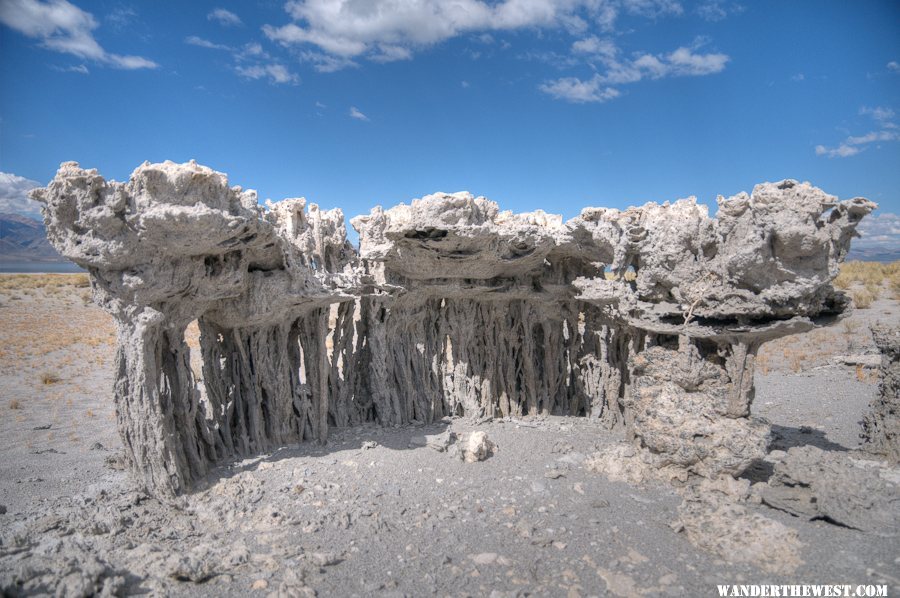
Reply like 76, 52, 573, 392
0, 275, 898, 597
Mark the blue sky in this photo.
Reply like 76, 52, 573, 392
0, 0, 898, 252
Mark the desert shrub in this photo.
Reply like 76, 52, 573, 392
9, 399, 21, 410
851, 288, 875, 309
40, 371, 61, 385
833, 270, 853, 290
864, 281, 881, 300
837, 261, 897, 286
890, 269, 900, 299
841, 319, 862, 335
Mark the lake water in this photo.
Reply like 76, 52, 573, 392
0, 261, 84, 273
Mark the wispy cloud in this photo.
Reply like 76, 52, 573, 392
540, 77, 620, 103
860, 105, 897, 128
695, 0, 743, 22
262, 0, 684, 70
185, 36, 300, 85
105, 5, 136, 31
815, 105, 899, 158
236, 63, 299, 84
0, 172, 43, 219
208, 8, 242, 27
298, 50, 357, 73
185, 35, 230, 51
52, 63, 89, 74
0, 0, 157, 69
888, 61, 899, 73
349, 106, 369, 121
370, 44, 413, 63
540, 39, 729, 103
814, 144, 862, 159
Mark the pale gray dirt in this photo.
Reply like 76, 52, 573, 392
1, 280, 899, 597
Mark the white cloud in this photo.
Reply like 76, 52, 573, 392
185, 35, 231, 51
846, 130, 899, 145
888, 61, 899, 73
0, 172, 43, 219
236, 63, 300, 84
816, 105, 900, 158
349, 106, 369, 121
370, 44, 413, 63
540, 42, 728, 102
185, 36, 301, 84
539, 76, 620, 103
0, 0, 158, 69
860, 106, 896, 128
695, 0, 742, 21
262, 0, 684, 69
571, 35, 616, 58
791, 73, 804, 82
208, 8, 242, 27
815, 144, 860, 158
665, 45, 728, 75
298, 50, 358, 72
621, 0, 682, 18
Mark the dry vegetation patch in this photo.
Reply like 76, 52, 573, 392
0, 274, 115, 367
833, 260, 900, 304
40, 371, 62, 385
0, 273, 89, 295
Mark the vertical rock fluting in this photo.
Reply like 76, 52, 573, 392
32, 161, 356, 497
348, 194, 602, 424
33, 163, 875, 497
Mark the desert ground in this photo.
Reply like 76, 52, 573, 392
0, 266, 898, 597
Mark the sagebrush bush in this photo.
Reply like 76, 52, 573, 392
851, 288, 875, 309
40, 371, 61, 385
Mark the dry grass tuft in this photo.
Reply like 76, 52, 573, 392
835, 261, 900, 299
841, 319, 862, 335
850, 288, 876, 309
9, 399, 21, 410
40, 371, 61, 385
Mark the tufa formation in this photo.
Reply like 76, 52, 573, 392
31, 160, 876, 498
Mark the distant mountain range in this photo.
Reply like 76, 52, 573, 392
0, 213, 66, 263
846, 246, 900, 263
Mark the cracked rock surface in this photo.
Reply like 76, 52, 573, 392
862, 325, 900, 463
